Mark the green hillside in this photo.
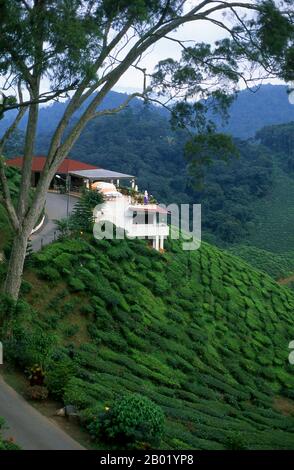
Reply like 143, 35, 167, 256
1, 235, 294, 449
246, 166, 294, 253
229, 246, 294, 280
243, 123, 294, 258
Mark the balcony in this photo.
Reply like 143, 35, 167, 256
127, 223, 169, 238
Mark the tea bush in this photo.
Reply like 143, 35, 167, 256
5, 236, 294, 449
45, 358, 76, 399
89, 394, 165, 448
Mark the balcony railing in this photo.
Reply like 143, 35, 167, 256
127, 223, 169, 238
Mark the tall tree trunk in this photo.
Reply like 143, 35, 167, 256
3, 178, 48, 300
3, 76, 40, 300
3, 226, 31, 300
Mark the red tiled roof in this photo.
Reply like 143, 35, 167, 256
6, 156, 98, 173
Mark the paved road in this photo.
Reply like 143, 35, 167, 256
30, 192, 78, 251
0, 376, 84, 450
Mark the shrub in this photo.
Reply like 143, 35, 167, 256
20, 280, 33, 295
53, 253, 74, 272
89, 393, 165, 448
64, 377, 96, 408
45, 358, 75, 399
63, 324, 80, 337
60, 300, 76, 317
79, 304, 95, 316
0, 418, 20, 450
39, 266, 61, 281
225, 431, 249, 450
0, 294, 16, 322
3, 324, 57, 369
68, 277, 85, 292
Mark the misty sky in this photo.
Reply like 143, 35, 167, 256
115, 19, 225, 93
114, 3, 283, 94
0, 1, 284, 103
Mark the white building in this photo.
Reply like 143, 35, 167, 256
70, 169, 169, 251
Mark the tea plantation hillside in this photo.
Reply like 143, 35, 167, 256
1, 236, 294, 449
229, 246, 294, 281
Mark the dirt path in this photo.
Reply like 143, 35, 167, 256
277, 274, 294, 285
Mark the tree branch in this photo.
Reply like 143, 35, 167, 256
0, 108, 27, 155
1, 84, 79, 111
0, 157, 20, 231
42, 1, 261, 179
91, 92, 143, 119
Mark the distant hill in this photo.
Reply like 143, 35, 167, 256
67, 106, 275, 247
1, 103, 281, 248
0, 90, 143, 136
217, 84, 294, 139
2, 85, 294, 251
1, 84, 294, 140
244, 122, 294, 253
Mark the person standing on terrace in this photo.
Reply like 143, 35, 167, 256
144, 190, 149, 205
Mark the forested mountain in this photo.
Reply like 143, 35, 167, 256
1, 84, 294, 139
2, 105, 281, 247
2, 85, 294, 248
245, 122, 294, 253
215, 84, 294, 138
256, 122, 294, 173
67, 107, 274, 245
0, 90, 143, 136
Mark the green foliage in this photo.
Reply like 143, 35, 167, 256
2, 320, 58, 369
39, 266, 61, 281
229, 246, 294, 280
64, 105, 276, 245
257, 0, 294, 81
0, 166, 21, 252
69, 189, 104, 233
185, 132, 238, 184
0, 417, 20, 450
236, 122, 294, 253
89, 393, 165, 448
225, 431, 249, 450
53, 252, 74, 272
3, 236, 294, 450
68, 277, 86, 292
45, 358, 76, 399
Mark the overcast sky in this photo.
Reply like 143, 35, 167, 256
0, 1, 284, 103
113, 3, 283, 93
115, 19, 225, 93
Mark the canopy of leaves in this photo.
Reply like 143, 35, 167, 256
0, 0, 184, 92
257, 0, 294, 80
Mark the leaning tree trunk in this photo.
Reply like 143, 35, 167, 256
3, 226, 32, 301
3, 177, 48, 300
